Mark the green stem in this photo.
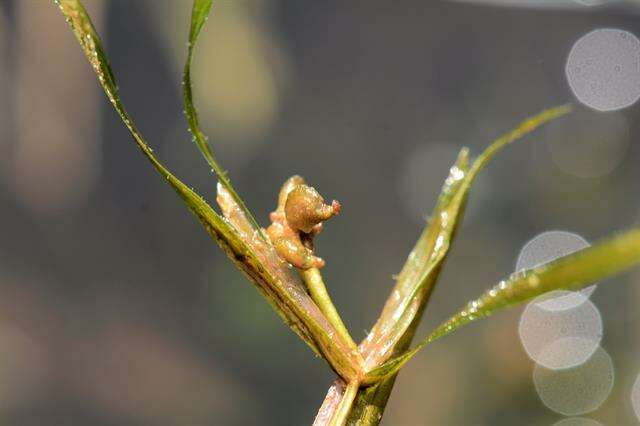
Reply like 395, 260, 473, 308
345, 290, 431, 425
302, 268, 358, 353
330, 381, 360, 426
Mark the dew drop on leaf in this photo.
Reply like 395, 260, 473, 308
516, 231, 594, 312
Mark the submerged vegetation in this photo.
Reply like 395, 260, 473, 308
54, 0, 640, 424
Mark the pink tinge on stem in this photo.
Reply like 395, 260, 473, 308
313, 380, 346, 426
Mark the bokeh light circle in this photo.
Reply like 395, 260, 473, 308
517, 231, 594, 311
552, 417, 602, 426
571, 0, 609, 6
566, 28, 640, 111
546, 109, 629, 179
519, 299, 602, 370
631, 373, 640, 421
533, 346, 614, 416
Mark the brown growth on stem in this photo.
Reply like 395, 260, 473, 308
267, 175, 341, 270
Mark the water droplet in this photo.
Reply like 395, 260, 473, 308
516, 231, 594, 311
397, 142, 462, 220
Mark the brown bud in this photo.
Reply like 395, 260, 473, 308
272, 237, 325, 269
285, 185, 340, 234
266, 176, 340, 269
276, 175, 305, 214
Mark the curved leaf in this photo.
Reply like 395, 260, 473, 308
183, 0, 262, 233
365, 227, 640, 382
360, 105, 572, 370
54, 0, 364, 381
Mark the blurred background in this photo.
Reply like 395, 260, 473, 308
1, 0, 640, 425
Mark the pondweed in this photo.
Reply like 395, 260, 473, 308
54, 1, 640, 424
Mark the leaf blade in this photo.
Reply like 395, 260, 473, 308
183, 0, 262, 233
54, 0, 364, 381
53, 0, 307, 342
365, 227, 640, 382
360, 105, 572, 369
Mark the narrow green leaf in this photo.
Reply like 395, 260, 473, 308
54, 0, 364, 381
183, 0, 262, 233
189, 0, 213, 42
359, 147, 469, 369
347, 105, 573, 423
365, 227, 640, 382
52, 0, 302, 342
52, 1, 215, 232
360, 105, 572, 370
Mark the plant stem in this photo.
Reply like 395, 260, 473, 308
314, 283, 433, 425
302, 268, 359, 353
329, 381, 360, 426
